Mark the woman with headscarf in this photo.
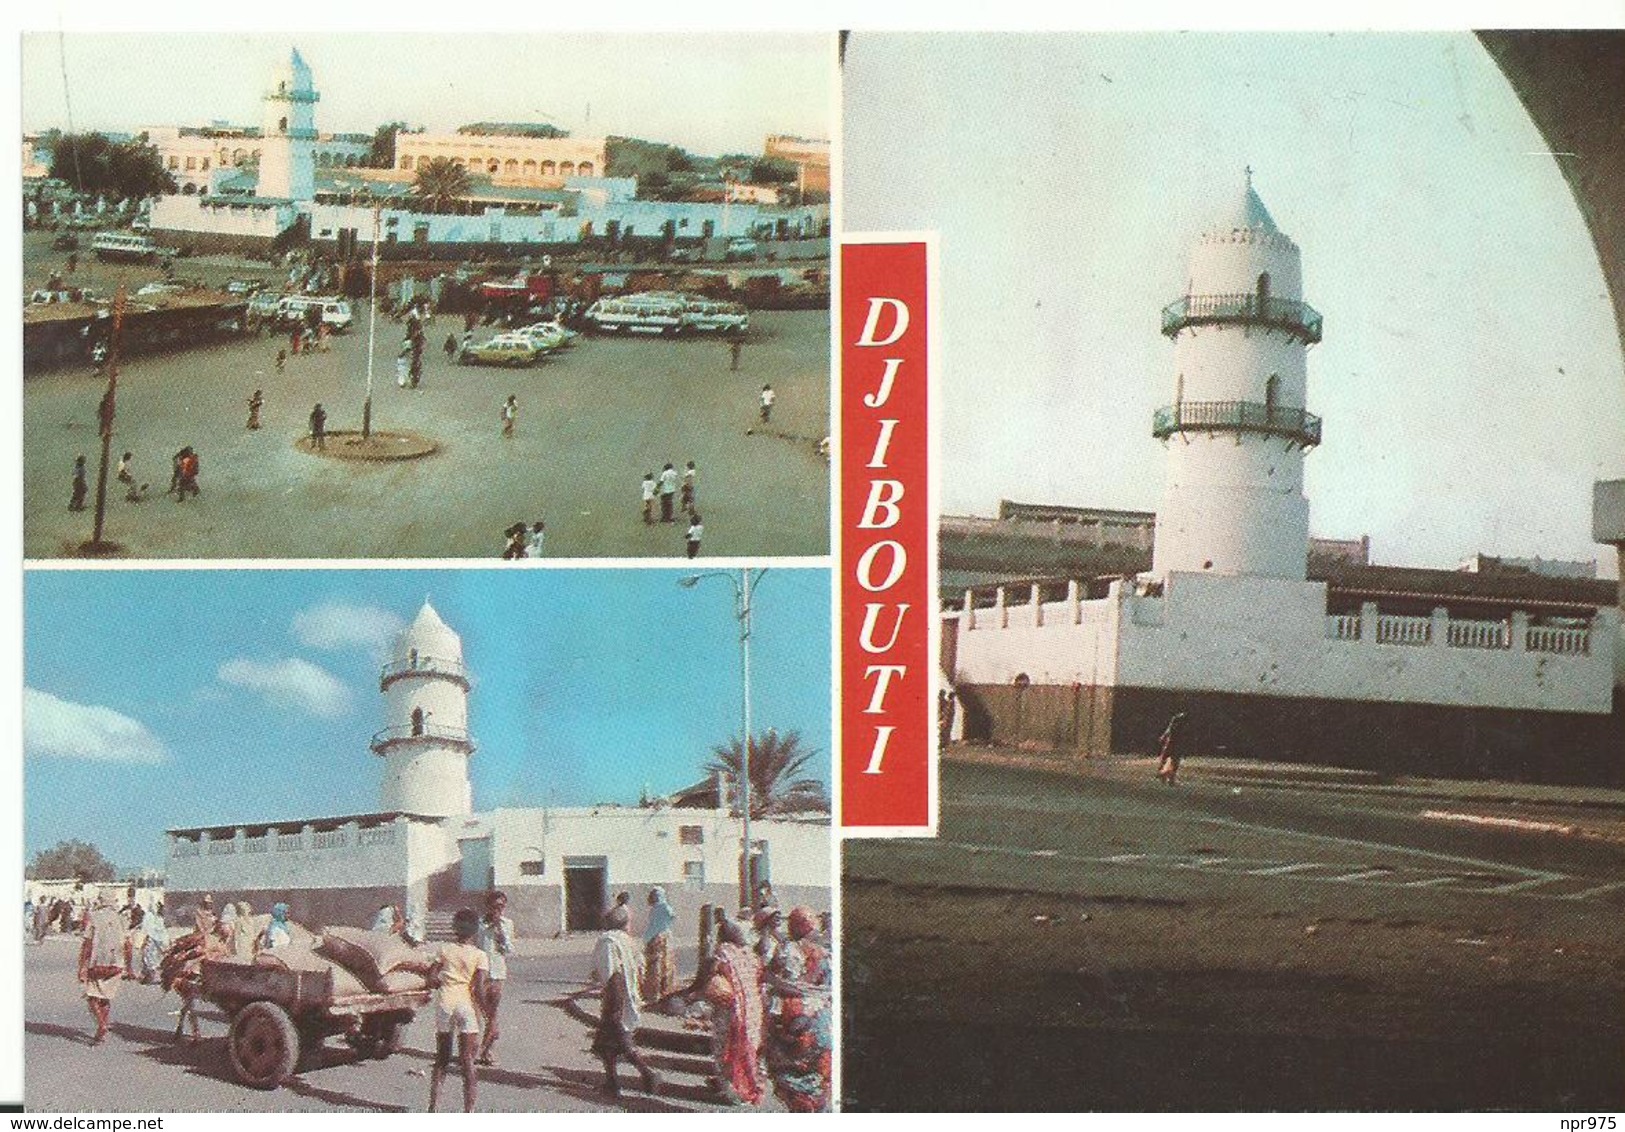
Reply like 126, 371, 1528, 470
765, 907, 833, 1112
77, 890, 126, 1045
228, 901, 257, 961
642, 887, 678, 1005
591, 904, 661, 1098
260, 903, 293, 951
705, 919, 765, 1106
140, 903, 168, 984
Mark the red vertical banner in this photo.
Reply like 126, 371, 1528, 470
839, 236, 938, 836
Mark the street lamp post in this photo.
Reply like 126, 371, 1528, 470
362, 204, 380, 440
679, 567, 766, 912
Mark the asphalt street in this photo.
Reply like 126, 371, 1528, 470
842, 755, 1625, 1111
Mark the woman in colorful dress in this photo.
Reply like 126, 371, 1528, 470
765, 906, 833, 1112
642, 888, 678, 1005
704, 919, 765, 1106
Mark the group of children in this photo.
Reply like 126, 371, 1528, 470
641, 462, 705, 557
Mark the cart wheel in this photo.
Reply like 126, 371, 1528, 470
227, 1001, 299, 1089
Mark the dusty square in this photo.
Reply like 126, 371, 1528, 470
23, 241, 830, 560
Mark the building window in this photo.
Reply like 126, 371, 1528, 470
683, 860, 705, 884
400, 156, 414, 171
168, 156, 179, 170
541, 161, 556, 176
488, 160, 499, 174
578, 162, 594, 176
519, 860, 543, 876
201, 158, 210, 171
679, 825, 704, 846
522, 160, 537, 176
559, 162, 575, 176
503, 159, 518, 175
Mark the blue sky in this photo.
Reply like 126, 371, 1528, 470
21, 32, 833, 157
24, 568, 831, 874
845, 32, 1625, 573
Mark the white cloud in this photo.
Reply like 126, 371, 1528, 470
291, 601, 405, 655
218, 657, 351, 718
24, 687, 167, 764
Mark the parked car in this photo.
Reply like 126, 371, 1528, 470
460, 333, 547, 367
225, 279, 265, 296
723, 237, 759, 261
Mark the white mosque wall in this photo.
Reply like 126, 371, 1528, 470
382, 673, 468, 732
953, 585, 1122, 687
150, 195, 293, 239
952, 574, 1615, 714
1172, 331, 1308, 405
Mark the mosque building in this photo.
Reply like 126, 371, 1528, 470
145, 48, 828, 257
163, 602, 829, 935
945, 176, 1622, 780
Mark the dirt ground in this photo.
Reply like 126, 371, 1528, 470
23, 237, 830, 560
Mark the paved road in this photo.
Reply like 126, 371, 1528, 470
842, 757, 1625, 1111
22, 935, 762, 1113
24, 232, 830, 559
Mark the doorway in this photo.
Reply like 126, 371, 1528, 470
563, 856, 608, 932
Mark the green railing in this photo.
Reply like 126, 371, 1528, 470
1152, 400, 1322, 447
1162, 293, 1323, 343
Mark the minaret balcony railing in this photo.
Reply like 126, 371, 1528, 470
1162, 293, 1323, 344
379, 654, 470, 692
370, 722, 476, 755
1152, 399, 1322, 447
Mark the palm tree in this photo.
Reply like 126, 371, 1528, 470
706, 729, 829, 818
412, 157, 471, 214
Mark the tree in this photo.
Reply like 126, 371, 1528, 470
27, 839, 116, 882
412, 157, 472, 214
48, 133, 174, 201
366, 121, 409, 169
706, 729, 830, 818
749, 157, 800, 186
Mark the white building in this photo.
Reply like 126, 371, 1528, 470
148, 49, 830, 258
947, 176, 1621, 779
164, 602, 830, 936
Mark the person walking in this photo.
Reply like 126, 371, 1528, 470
308, 404, 327, 451
592, 904, 662, 1098
69, 456, 88, 512
729, 336, 743, 372
658, 463, 679, 523
1156, 711, 1190, 786
116, 452, 134, 489
474, 892, 514, 1068
276, 348, 287, 374
175, 448, 200, 502
77, 890, 126, 1046
444, 333, 458, 363
681, 461, 698, 514
396, 349, 411, 389
759, 384, 775, 425
428, 908, 488, 1113
501, 395, 518, 438
247, 390, 264, 430
685, 514, 704, 559
526, 521, 545, 558
641, 473, 657, 525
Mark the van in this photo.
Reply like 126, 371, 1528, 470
275, 295, 354, 332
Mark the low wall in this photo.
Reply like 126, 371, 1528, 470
956, 682, 1625, 785
162, 886, 405, 933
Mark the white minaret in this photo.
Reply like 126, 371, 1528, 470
1151, 170, 1323, 581
257, 47, 318, 202
373, 602, 475, 817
